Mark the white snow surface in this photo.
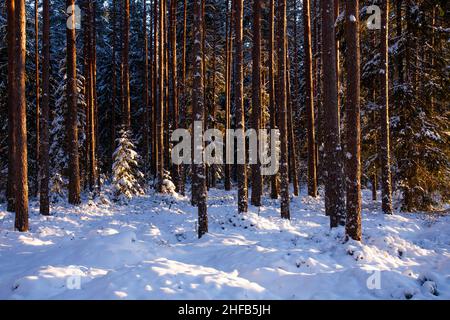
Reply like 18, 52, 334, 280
0, 188, 449, 300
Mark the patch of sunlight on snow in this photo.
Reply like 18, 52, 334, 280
114, 291, 128, 298
96, 228, 119, 236
144, 285, 153, 291
18, 235, 54, 246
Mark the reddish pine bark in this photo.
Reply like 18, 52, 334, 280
66, 0, 81, 205
14, 0, 29, 231
302, 0, 318, 197
380, 0, 393, 214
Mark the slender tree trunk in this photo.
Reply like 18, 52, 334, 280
251, 0, 262, 206
210, 39, 217, 188
169, 0, 180, 192
192, 0, 208, 237
157, 0, 165, 191
396, 0, 403, 84
277, 0, 290, 219
322, 0, 345, 227
83, 3, 90, 190
224, 0, 232, 191
380, 0, 393, 214
344, 0, 362, 240
235, 0, 248, 213
268, 0, 279, 199
152, 0, 159, 178
302, 0, 317, 197
111, 0, 117, 170
179, 0, 187, 195
39, 0, 50, 216
88, 1, 97, 192
6, 0, 16, 213
286, 54, 299, 197
164, 2, 170, 171
67, 0, 81, 205
143, 0, 150, 176
35, 0, 40, 197
122, 0, 131, 129
14, 0, 29, 231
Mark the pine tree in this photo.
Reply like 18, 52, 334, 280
277, 0, 290, 219
322, 0, 345, 227
380, 0, 393, 214
39, 0, 50, 216
192, 0, 208, 237
66, 0, 81, 205
112, 129, 144, 201
251, 0, 262, 207
268, 0, 279, 199
344, 0, 361, 240
302, 0, 318, 197
235, 0, 248, 213
6, 0, 16, 213
14, 0, 29, 232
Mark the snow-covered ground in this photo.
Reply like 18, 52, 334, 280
0, 188, 449, 300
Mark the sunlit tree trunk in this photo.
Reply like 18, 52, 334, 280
14, 0, 29, 231
380, 0, 393, 214
67, 0, 81, 205
235, 0, 248, 213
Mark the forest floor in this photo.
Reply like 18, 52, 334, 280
0, 187, 449, 299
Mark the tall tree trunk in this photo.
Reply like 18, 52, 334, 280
321, 0, 345, 227
122, 0, 131, 129
157, 0, 165, 191
169, 0, 180, 192
39, 0, 50, 216
14, 0, 29, 231
251, 0, 262, 207
396, 0, 403, 84
224, 0, 232, 191
179, 0, 187, 195
235, 0, 248, 213
143, 0, 150, 176
6, 0, 17, 213
210, 39, 217, 188
344, 0, 362, 240
87, 1, 97, 192
286, 54, 299, 197
35, 0, 40, 197
302, 0, 317, 197
152, 0, 159, 178
192, 0, 208, 237
67, 0, 81, 205
111, 0, 117, 171
268, 0, 279, 199
277, 0, 290, 219
164, 2, 170, 171
380, 0, 393, 214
